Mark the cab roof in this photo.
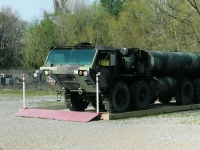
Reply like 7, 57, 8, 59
50, 42, 115, 51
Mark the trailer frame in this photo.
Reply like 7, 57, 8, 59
100, 103, 200, 120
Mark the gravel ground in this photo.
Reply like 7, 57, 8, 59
1, 94, 200, 150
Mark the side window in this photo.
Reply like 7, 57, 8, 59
98, 52, 116, 66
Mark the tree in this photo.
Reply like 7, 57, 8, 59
100, 0, 127, 19
23, 17, 55, 69
105, 0, 155, 48
151, 0, 200, 52
22, 0, 200, 70
53, 0, 111, 45
0, 6, 27, 69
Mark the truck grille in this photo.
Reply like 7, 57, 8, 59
55, 74, 79, 90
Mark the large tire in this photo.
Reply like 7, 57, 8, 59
103, 95, 114, 113
90, 96, 105, 110
193, 79, 200, 104
158, 95, 172, 104
131, 80, 151, 110
150, 96, 157, 104
104, 82, 130, 113
175, 79, 193, 105
65, 93, 89, 111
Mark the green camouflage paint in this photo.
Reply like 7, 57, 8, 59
145, 50, 200, 77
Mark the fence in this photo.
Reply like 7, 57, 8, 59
0, 70, 47, 91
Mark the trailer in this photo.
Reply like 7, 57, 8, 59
101, 102, 200, 120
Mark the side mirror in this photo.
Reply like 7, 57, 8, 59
120, 47, 129, 56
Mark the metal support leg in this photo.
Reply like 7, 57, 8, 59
56, 91, 62, 101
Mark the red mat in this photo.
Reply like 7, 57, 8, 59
13, 109, 99, 122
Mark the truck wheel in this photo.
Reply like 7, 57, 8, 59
110, 82, 130, 113
150, 96, 157, 104
175, 79, 193, 105
193, 79, 200, 103
90, 97, 105, 110
131, 80, 151, 110
158, 95, 172, 104
104, 95, 114, 113
65, 93, 89, 111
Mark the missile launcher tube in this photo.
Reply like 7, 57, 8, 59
145, 50, 200, 76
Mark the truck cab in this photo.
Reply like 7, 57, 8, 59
40, 42, 120, 91
40, 42, 121, 112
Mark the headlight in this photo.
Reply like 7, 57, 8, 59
78, 70, 83, 76
78, 70, 88, 76
44, 70, 50, 76
83, 71, 88, 76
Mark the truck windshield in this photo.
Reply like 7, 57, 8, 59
46, 48, 96, 65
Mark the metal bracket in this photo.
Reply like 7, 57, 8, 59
56, 90, 62, 101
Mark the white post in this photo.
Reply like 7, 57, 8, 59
96, 72, 100, 113
22, 74, 26, 109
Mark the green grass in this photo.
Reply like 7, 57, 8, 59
0, 89, 56, 96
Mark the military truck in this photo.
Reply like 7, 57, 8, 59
40, 42, 200, 113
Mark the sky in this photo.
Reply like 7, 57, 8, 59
0, 0, 94, 22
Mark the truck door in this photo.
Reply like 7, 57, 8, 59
97, 52, 116, 88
